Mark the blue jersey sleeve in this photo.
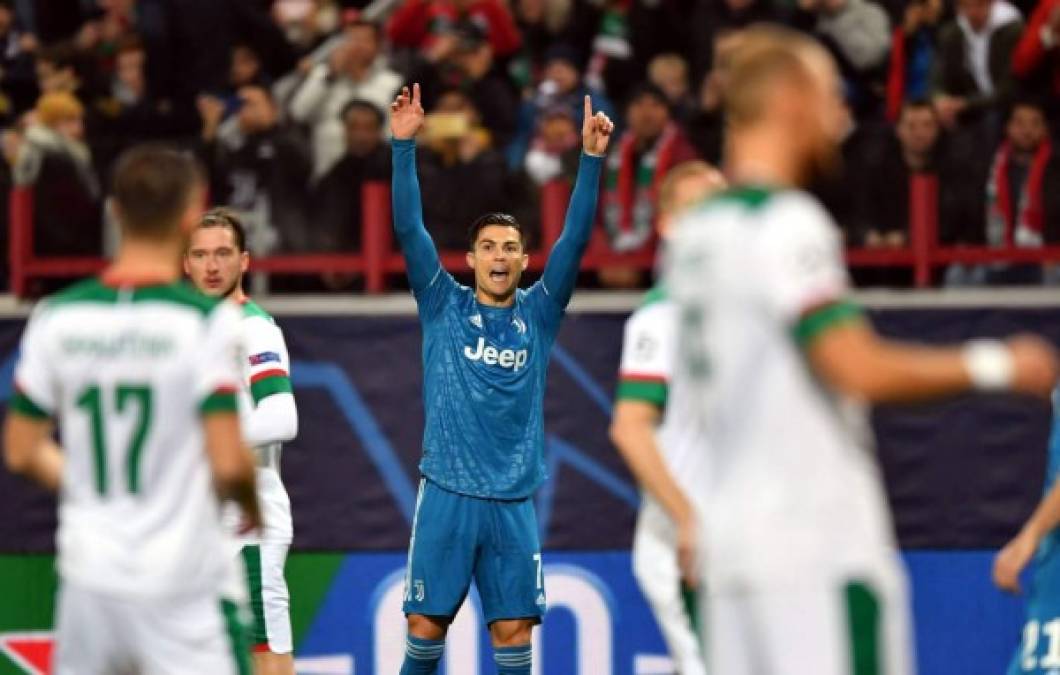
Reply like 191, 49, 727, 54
392, 139, 455, 318
540, 152, 604, 310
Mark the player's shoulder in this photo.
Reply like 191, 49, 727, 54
626, 285, 674, 330
44, 278, 223, 317
240, 299, 276, 325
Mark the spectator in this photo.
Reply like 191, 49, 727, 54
932, 0, 1023, 132
14, 91, 101, 257
648, 53, 695, 122
1012, 0, 1060, 127
863, 101, 940, 247
798, 0, 892, 115
415, 90, 518, 249
413, 20, 520, 148
272, 0, 341, 56
510, 0, 574, 82
885, 0, 945, 121
35, 41, 80, 96
509, 43, 614, 167
310, 100, 390, 252
387, 0, 523, 60
947, 99, 1060, 284
89, 35, 192, 182
199, 85, 312, 254
601, 83, 698, 259
689, 0, 780, 85
580, 0, 639, 106
289, 18, 401, 178
686, 28, 744, 164
524, 105, 580, 185
985, 100, 1059, 248
0, 0, 38, 116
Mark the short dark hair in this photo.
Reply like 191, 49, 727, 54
898, 98, 937, 121
199, 207, 248, 252
626, 82, 670, 111
468, 212, 525, 250
111, 144, 203, 239
1010, 95, 1048, 119
341, 98, 385, 126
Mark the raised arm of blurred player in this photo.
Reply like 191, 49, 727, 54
242, 317, 297, 448
198, 302, 262, 532
764, 198, 1058, 403
540, 96, 613, 309
389, 83, 441, 295
4, 307, 64, 491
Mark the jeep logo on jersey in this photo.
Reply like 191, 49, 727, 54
464, 337, 529, 372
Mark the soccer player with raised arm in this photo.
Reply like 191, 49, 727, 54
610, 161, 726, 675
3, 145, 261, 675
185, 208, 299, 675
665, 27, 1059, 675
389, 83, 613, 675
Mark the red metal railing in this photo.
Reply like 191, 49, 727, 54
10, 175, 1060, 296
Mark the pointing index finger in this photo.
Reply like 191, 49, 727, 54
413, 83, 422, 107
583, 95, 592, 124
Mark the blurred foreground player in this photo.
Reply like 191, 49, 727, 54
610, 161, 726, 675
666, 26, 1060, 675
3, 145, 261, 675
994, 389, 1060, 674
186, 208, 299, 675
389, 83, 612, 675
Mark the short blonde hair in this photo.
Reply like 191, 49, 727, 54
658, 161, 726, 215
723, 25, 831, 129
35, 91, 83, 127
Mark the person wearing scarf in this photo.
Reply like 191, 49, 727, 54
986, 101, 1054, 248
603, 83, 698, 254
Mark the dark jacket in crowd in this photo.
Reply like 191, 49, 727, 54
310, 145, 391, 251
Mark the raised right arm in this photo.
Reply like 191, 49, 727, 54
391, 138, 441, 293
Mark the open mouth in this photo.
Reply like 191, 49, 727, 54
489, 269, 510, 284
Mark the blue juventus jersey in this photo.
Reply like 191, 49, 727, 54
389, 138, 603, 500
415, 274, 563, 498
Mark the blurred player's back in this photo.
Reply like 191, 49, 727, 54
671, 189, 894, 587
5, 145, 258, 675
29, 279, 235, 597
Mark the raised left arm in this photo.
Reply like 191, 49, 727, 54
541, 96, 613, 308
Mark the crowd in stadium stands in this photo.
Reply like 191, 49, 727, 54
1, 0, 1060, 290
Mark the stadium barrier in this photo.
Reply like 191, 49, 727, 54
11, 175, 1060, 296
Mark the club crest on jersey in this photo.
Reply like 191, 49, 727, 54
511, 317, 527, 334
249, 351, 281, 366
469, 314, 483, 329
464, 337, 529, 372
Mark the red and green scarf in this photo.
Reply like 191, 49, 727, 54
602, 124, 681, 252
986, 139, 1052, 247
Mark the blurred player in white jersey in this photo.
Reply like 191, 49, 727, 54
610, 161, 725, 675
3, 144, 261, 675
665, 26, 1060, 675
185, 208, 299, 675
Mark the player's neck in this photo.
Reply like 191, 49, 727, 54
475, 287, 516, 308
227, 285, 248, 305
726, 128, 803, 189
104, 237, 183, 286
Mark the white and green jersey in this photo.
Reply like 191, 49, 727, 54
616, 286, 709, 502
11, 277, 244, 598
233, 299, 295, 544
665, 187, 892, 589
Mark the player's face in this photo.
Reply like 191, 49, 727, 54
658, 170, 727, 238
184, 226, 249, 298
467, 225, 528, 303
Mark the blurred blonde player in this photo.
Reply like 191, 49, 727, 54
3, 144, 261, 675
185, 208, 299, 675
665, 26, 1060, 675
610, 161, 725, 675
